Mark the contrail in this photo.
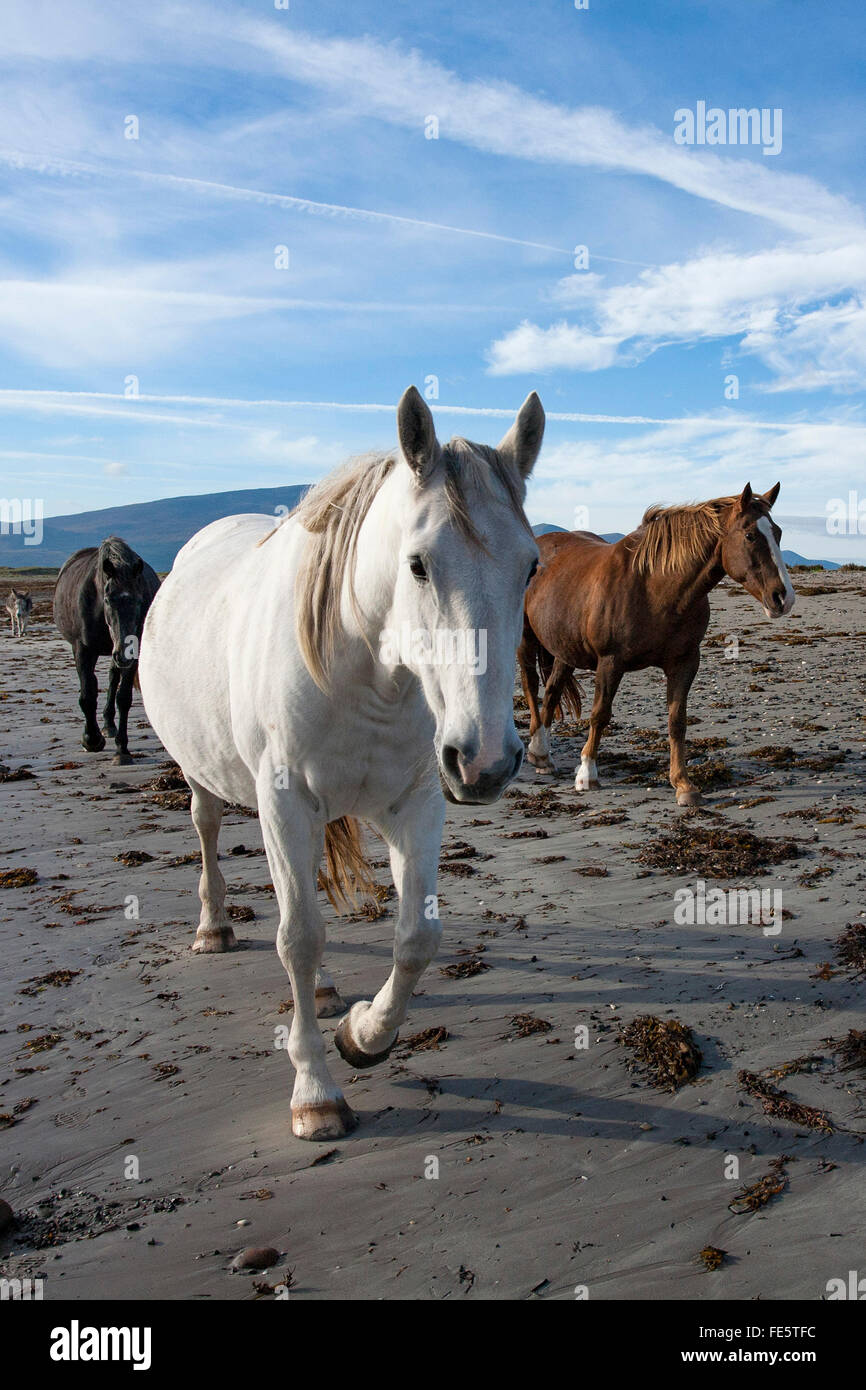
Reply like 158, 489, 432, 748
0, 387, 859, 433
0, 147, 649, 266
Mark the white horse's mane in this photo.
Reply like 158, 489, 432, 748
286, 442, 530, 690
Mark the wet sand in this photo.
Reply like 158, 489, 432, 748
1, 573, 864, 1300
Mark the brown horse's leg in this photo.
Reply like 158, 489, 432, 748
519, 631, 553, 770
665, 654, 701, 806
576, 659, 622, 790
189, 777, 238, 953
530, 657, 574, 773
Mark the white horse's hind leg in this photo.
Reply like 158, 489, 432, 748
314, 967, 346, 1018
189, 778, 238, 953
257, 774, 354, 1141
335, 785, 443, 1068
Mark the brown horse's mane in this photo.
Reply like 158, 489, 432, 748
284, 440, 530, 691
628, 496, 758, 575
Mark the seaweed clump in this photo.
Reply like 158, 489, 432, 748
737, 1071, 833, 1133
637, 821, 800, 878
728, 1156, 790, 1214
835, 923, 866, 978
620, 1014, 702, 1090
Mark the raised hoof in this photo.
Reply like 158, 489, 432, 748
315, 986, 347, 1018
82, 733, 106, 753
102, 723, 118, 739
291, 1097, 357, 1141
334, 1010, 398, 1070
192, 926, 239, 953
112, 751, 134, 766
676, 787, 703, 807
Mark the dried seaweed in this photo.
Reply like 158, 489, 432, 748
829, 1030, 866, 1073
509, 1013, 553, 1039
835, 923, 866, 978
637, 821, 800, 878
728, 1156, 790, 1214
699, 1246, 727, 1270
737, 1070, 833, 1132
620, 1015, 702, 1090
0, 866, 38, 888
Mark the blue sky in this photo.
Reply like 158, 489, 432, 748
1, 0, 865, 558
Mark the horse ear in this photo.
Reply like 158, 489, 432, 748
498, 392, 545, 479
763, 482, 781, 509
397, 385, 439, 479
102, 557, 115, 579
738, 482, 753, 513
132, 556, 143, 576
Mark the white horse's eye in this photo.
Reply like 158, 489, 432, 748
409, 555, 428, 583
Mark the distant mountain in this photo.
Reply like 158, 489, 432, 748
0, 485, 310, 571
780, 550, 839, 570
0, 495, 846, 573
533, 524, 624, 542
531, 525, 840, 569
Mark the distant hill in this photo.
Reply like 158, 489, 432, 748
531, 525, 840, 569
0, 485, 310, 572
533, 524, 624, 542
0, 495, 845, 573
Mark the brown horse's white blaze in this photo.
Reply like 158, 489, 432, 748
519, 482, 795, 807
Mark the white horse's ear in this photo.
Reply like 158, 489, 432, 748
763, 482, 780, 508
498, 392, 545, 479
397, 386, 440, 479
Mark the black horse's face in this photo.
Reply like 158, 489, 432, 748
101, 557, 146, 668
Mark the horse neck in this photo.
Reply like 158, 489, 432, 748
345, 470, 404, 658
657, 536, 726, 612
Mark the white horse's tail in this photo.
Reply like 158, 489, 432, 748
320, 816, 376, 913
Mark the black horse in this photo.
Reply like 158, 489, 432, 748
54, 537, 160, 764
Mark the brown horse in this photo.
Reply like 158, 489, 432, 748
518, 484, 795, 806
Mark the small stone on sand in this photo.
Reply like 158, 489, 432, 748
231, 1245, 280, 1272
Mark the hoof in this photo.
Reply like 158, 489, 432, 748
575, 778, 600, 791
192, 926, 239, 953
102, 723, 118, 739
112, 751, 134, 766
315, 986, 347, 1018
291, 1097, 357, 1141
527, 752, 555, 772
82, 733, 106, 753
676, 787, 703, 807
334, 1007, 398, 1070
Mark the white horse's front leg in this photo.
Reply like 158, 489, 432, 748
257, 771, 354, 1141
336, 785, 444, 1068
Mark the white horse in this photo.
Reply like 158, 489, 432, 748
6, 588, 32, 637
138, 386, 544, 1140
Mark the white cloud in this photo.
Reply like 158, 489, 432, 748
489, 243, 866, 383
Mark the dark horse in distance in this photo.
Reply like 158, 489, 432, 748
54, 537, 160, 764
519, 484, 795, 806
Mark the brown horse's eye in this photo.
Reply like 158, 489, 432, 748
409, 555, 428, 582
745, 530, 757, 543
527, 559, 539, 586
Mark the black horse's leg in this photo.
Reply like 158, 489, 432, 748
112, 666, 136, 765
75, 645, 105, 752
102, 660, 120, 738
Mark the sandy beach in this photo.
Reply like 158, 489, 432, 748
1, 571, 864, 1301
